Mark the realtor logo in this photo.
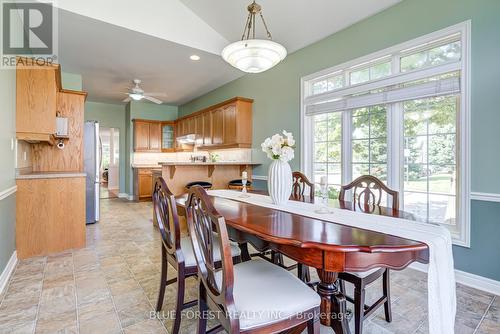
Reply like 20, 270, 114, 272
1, 0, 58, 68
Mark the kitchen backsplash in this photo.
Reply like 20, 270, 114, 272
133, 149, 252, 165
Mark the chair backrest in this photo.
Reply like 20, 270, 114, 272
292, 172, 315, 201
186, 186, 238, 330
153, 177, 181, 256
339, 175, 399, 211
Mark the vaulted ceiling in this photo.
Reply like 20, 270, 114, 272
53, 0, 401, 105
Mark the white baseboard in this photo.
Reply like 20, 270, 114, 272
0, 186, 17, 201
118, 193, 135, 201
409, 263, 500, 296
0, 251, 17, 295
470, 192, 500, 203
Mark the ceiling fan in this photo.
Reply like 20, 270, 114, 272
122, 79, 165, 104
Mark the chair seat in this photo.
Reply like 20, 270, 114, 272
344, 267, 381, 278
216, 259, 320, 330
180, 236, 241, 267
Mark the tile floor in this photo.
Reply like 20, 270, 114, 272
0, 198, 498, 334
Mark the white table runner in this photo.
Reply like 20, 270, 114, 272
208, 189, 456, 334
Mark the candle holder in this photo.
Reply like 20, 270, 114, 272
315, 180, 332, 214
239, 178, 250, 198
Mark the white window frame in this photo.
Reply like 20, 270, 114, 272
300, 21, 471, 247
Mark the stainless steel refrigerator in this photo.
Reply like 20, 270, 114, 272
84, 120, 101, 224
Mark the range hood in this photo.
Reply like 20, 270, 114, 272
176, 134, 196, 144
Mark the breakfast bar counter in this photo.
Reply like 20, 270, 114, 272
158, 161, 260, 195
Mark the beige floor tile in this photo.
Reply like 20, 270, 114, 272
35, 310, 77, 334
79, 311, 121, 334
123, 318, 166, 334
117, 300, 154, 328
0, 321, 36, 334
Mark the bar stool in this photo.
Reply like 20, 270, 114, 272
227, 179, 253, 190
185, 181, 212, 190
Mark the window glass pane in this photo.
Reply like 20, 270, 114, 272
352, 163, 369, 179
313, 163, 327, 183
404, 192, 428, 222
352, 140, 370, 162
352, 115, 369, 139
314, 120, 327, 142
429, 194, 456, 225
403, 164, 427, 192
404, 137, 427, 164
327, 75, 343, 90
370, 139, 387, 163
350, 68, 369, 85
370, 62, 391, 80
370, 164, 388, 182
370, 110, 387, 138
328, 185, 341, 200
352, 107, 369, 117
401, 40, 461, 72
428, 134, 456, 165
327, 142, 342, 162
429, 165, 456, 195
314, 142, 327, 162
328, 113, 342, 141
328, 164, 342, 185
312, 80, 328, 94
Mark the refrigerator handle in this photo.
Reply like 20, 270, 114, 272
99, 137, 103, 170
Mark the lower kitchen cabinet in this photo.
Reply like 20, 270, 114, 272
16, 176, 86, 259
134, 168, 161, 201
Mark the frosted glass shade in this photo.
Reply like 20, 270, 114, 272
221, 39, 287, 73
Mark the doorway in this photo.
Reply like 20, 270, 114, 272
100, 127, 119, 199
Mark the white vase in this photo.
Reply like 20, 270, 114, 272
268, 160, 292, 205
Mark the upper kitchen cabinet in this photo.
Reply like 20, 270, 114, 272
161, 121, 175, 152
16, 59, 60, 143
133, 119, 162, 152
200, 97, 253, 150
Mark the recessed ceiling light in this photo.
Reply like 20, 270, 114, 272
190, 55, 200, 61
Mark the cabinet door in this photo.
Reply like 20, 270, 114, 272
223, 104, 237, 144
187, 117, 195, 134
16, 66, 57, 134
134, 121, 150, 151
194, 115, 204, 146
138, 174, 152, 198
148, 122, 161, 151
161, 122, 175, 151
212, 108, 224, 145
203, 111, 212, 146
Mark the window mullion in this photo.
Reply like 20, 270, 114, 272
342, 110, 352, 185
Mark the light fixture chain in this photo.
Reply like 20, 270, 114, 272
241, 12, 252, 40
259, 12, 272, 40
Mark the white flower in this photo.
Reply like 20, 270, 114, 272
260, 130, 295, 162
282, 130, 295, 147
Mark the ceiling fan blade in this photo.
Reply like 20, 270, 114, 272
143, 96, 163, 104
144, 92, 167, 97
122, 97, 132, 103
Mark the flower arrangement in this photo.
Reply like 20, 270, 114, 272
261, 130, 295, 162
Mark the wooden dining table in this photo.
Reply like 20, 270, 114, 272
175, 192, 430, 334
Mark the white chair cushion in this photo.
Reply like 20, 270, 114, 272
215, 259, 320, 330
180, 236, 241, 267
345, 267, 381, 278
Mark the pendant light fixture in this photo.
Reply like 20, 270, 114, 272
221, 1, 287, 74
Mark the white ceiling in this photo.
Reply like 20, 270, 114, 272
53, 0, 402, 105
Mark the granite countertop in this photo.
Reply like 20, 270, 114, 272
131, 164, 162, 169
16, 171, 87, 180
158, 161, 260, 166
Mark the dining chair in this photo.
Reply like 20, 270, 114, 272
272, 172, 315, 282
153, 177, 241, 334
338, 175, 397, 334
186, 185, 321, 334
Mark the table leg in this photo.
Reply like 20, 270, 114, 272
316, 269, 350, 334
238, 242, 252, 262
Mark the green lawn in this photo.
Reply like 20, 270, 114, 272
403, 173, 455, 193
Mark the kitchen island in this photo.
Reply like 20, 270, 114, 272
159, 161, 260, 195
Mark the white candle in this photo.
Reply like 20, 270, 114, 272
242, 171, 248, 179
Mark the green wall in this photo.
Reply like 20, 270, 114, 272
0, 68, 17, 275
125, 101, 178, 194
61, 72, 83, 91
179, 0, 500, 280
85, 102, 127, 194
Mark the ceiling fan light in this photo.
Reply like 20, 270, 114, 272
221, 39, 287, 73
129, 93, 143, 101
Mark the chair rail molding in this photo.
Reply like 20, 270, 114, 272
410, 262, 500, 296
0, 185, 17, 201
0, 251, 17, 295
252, 175, 268, 181
470, 192, 500, 203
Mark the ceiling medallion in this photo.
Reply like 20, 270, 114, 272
221, 1, 287, 73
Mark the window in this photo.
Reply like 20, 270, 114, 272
313, 113, 342, 199
301, 22, 470, 246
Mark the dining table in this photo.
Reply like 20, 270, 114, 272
175, 191, 430, 334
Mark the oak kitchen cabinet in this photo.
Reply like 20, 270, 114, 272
16, 58, 61, 143
134, 167, 161, 201
133, 119, 162, 152
174, 97, 253, 150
